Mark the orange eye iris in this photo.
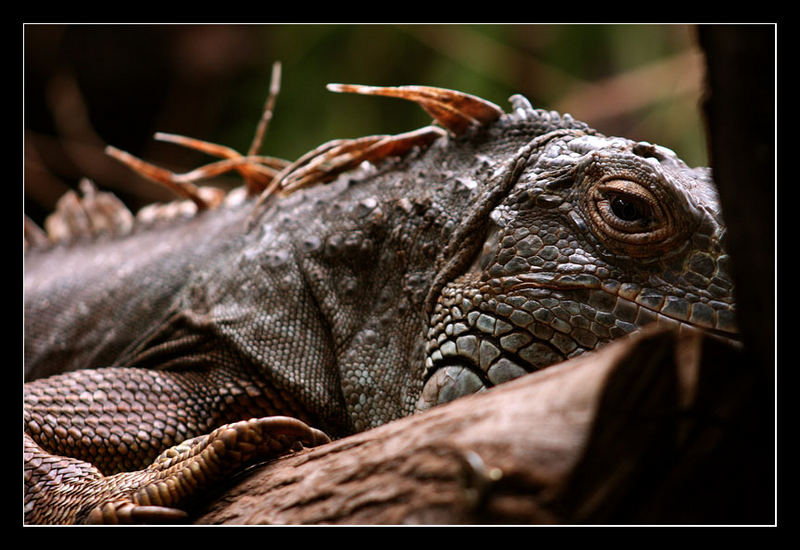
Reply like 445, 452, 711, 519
581, 178, 680, 257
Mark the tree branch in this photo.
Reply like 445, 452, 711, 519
193, 327, 768, 525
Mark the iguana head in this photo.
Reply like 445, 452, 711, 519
410, 93, 737, 411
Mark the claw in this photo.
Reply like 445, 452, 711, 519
85, 501, 188, 525
327, 84, 504, 135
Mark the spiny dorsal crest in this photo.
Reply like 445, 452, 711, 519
25, 65, 557, 249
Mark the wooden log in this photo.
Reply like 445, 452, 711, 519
193, 327, 768, 525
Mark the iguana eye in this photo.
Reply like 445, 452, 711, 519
582, 178, 680, 257
594, 180, 658, 230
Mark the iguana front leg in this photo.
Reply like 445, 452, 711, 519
24, 368, 329, 524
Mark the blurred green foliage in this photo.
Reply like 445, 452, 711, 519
225, 25, 707, 166
24, 24, 708, 220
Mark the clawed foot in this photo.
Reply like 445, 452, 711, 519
26, 416, 329, 524
85, 416, 330, 524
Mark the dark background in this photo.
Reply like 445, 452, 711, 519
24, 24, 709, 225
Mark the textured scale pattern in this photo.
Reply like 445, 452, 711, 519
23, 84, 736, 523
25, 416, 328, 524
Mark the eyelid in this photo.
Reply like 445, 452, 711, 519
597, 179, 657, 207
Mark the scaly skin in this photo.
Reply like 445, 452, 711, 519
23, 87, 736, 523
25, 415, 329, 524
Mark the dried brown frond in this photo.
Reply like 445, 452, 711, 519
247, 62, 282, 159
326, 84, 503, 135
105, 146, 225, 210
251, 126, 446, 220
105, 62, 290, 209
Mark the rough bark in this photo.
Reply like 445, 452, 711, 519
193, 327, 767, 525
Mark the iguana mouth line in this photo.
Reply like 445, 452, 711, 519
493, 275, 739, 339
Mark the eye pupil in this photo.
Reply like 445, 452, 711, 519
611, 197, 642, 221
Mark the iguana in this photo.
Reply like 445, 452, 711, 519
23, 75, 738, 524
